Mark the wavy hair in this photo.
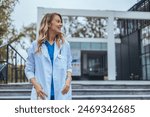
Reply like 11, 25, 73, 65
36, 13, 64, 53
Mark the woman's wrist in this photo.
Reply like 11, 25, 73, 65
66, 77, 71, 86
66, 76, 72, 80
30, 78, 39, 89
67, 71, 72, 77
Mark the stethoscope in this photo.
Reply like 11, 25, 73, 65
57, 48, 62, 59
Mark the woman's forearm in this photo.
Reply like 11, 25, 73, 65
66, 71, 72, 85
30, 78, 39, 88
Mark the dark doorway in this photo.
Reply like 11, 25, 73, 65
81, 51, 107, 80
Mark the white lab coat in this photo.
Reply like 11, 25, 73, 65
25, 39, 72, 100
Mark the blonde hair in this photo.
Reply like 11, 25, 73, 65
36, 13, 64, 53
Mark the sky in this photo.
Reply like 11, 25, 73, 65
12, 0, 138, 30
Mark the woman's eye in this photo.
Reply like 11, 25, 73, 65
57, 20, 60, 23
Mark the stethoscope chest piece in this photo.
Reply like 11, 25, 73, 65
58, 54, 62, 59
58, 46, 63, 59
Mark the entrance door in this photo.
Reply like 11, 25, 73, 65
81, 51, 107, 80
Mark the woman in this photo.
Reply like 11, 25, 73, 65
25, 13, 72, 100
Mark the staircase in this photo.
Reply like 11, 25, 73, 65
0, 81, 150, 100
0, 83, 31, 100
72, 81, 150, 100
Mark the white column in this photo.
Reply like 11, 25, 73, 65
107, 16, 116, 80
37, 7, 44, 40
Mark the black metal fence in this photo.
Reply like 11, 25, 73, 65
0, 44, 27, 83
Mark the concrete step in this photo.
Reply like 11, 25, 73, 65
72, 95, 150, 100
0, 81, 150, 100
1, 81, 150, 89
72, 89, 150, 95
0, 89, 31, 96
72, 81, 150, 89
1, 89, 150, 96
0, 95, 150, 100
0, 83, 32, 89
0, 96, 30, 100
72, 84, 150, 89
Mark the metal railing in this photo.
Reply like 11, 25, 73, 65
0, 43, 27, 83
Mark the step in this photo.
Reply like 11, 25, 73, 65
0, 83, 32, 89
0, 96, 30, 100
72, 81, 150, 89
72, 89, 150, 95
1, 84, 150, 89
1, 89, 150, 96
72, 81, 150, 85
1, 95, 150, 100
72, 85, 150, 89
0, 89, 31, 96
72, 95, 150, 100
1, 81, 150, 89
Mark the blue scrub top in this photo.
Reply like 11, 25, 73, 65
45, 40, 54, 97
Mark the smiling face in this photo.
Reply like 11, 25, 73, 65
49, 14, 63, 35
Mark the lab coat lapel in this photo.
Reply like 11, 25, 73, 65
54, 41, 60, 61
41, 43, 51, 62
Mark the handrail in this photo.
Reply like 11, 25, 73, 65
8, 44, 26, 61
0, 64, 7, 72
0, 43, 27, 84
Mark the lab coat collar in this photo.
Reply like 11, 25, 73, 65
41, 40, 63, 62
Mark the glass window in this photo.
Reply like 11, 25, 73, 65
100, 43, 107, 50
147, 65, 150, 80
91, 43, 100, 50
70, 42, 80, 49
81, 42, 90, 50
141, 25, 150, 80
146, 54, 150, 64
142, 66, 146, 80
142, 55, 146, 65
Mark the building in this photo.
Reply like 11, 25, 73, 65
37, 0, 150, 81
117, 0, 150, 80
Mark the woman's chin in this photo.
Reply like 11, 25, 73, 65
56, 30, 62, 34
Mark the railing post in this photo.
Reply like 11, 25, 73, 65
15, 52, 18, 83
20, 58, 22, 82
6, 44, 9, 83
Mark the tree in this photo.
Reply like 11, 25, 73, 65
0, 0, 19, 45
0, 0, 36, 62
17, 23, 36, 51
22, 23, 36, 43
62, 16, 105, 38
0, 0, 19, 62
